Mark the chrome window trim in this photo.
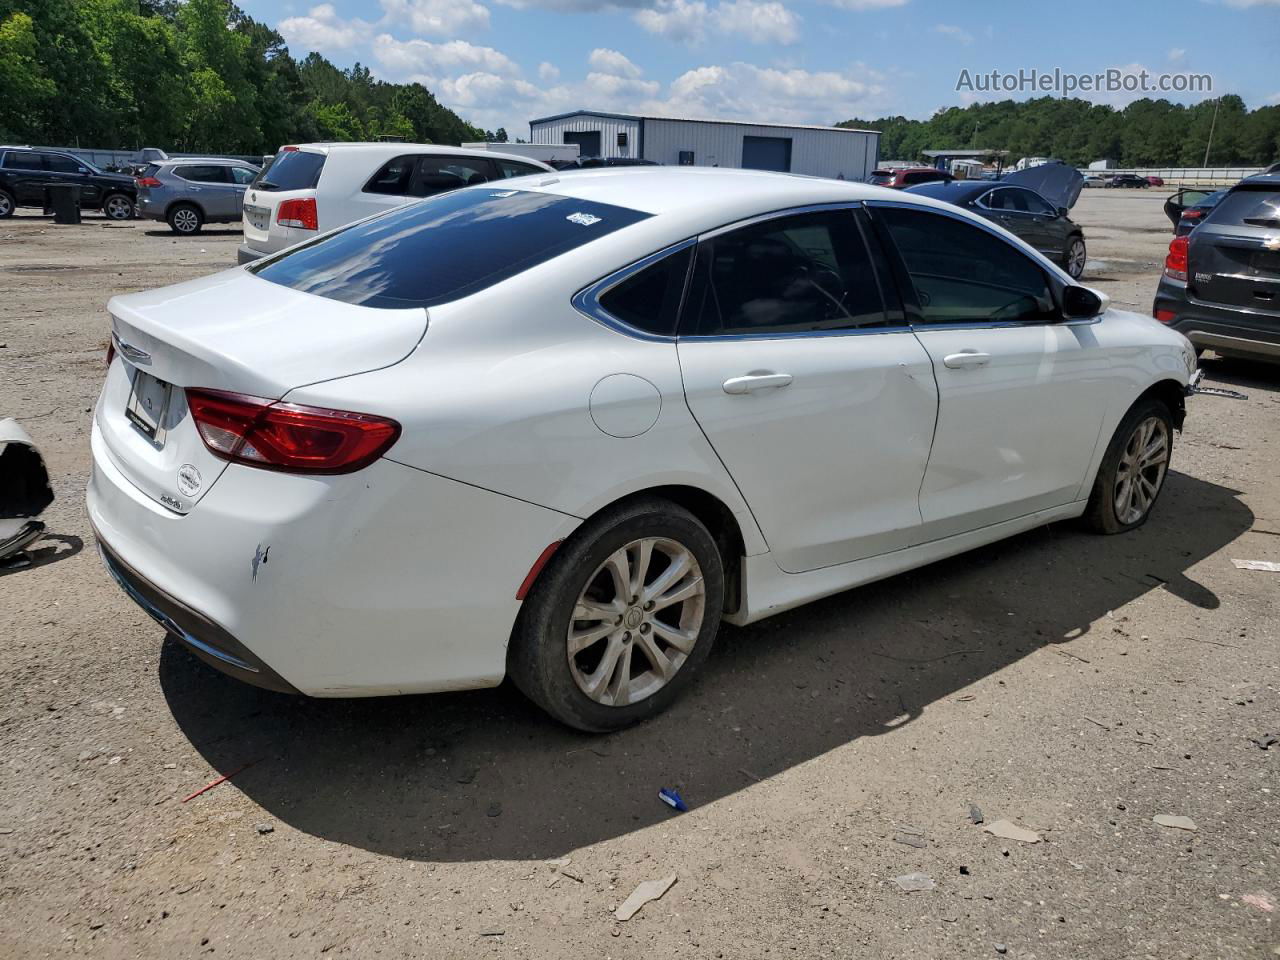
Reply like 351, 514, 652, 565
571, 238, 697, 343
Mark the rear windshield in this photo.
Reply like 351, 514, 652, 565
253, 150, 325, 191
250, 188, 651, 308
867, 172, 894, 185
1205, 184, 1280, 229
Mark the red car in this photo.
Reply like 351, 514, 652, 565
867, 167, 955, 189
1146, 175, 1165, 187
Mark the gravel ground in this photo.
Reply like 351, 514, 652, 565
1, 192, 1277, 959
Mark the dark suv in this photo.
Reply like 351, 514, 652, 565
0, 147, 136, 220
1153, 173, 1280, 361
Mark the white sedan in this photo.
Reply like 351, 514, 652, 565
89, 168, 1196, 731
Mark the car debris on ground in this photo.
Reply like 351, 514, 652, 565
1153, 815, 1197, 831
615, 874, 678, 921
892, 873, 936, 893
982, 820, 1042, 843
1230, 559, 1280, 572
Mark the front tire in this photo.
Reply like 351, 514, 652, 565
167, 203, 203, 235
1082, 397, 1173, 534
103, 193, 134, 221
1063, 236, 1087, 279
508, 497, 724, 732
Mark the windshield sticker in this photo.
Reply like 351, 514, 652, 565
490, 190, 517, 198
566, 212, 602, 226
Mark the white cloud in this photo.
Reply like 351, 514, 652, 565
373, 35, 520, 77
538, 61, 560, 82
277, 4, 373, 52
934, 23, 973, 44
588, 47, 644, 79
378, 0, 491, 34
654, 61, 887, 124
822, 0, 907, 9
635, 0, 799, 44
1167, 47, 1186, 63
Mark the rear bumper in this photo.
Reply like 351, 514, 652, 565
87, 421, 578, 697
1153, 276, 1280, 361
237, 243, 266, 265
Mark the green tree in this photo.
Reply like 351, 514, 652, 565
0, 12, 55, 139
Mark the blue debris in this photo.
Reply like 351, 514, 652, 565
658, 787, 687, 812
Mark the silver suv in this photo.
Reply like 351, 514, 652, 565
136, 159, 260, 235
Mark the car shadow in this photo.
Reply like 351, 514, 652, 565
143, 229, 243, 239
159, 470, 1250, 862
0, 533, 83, 576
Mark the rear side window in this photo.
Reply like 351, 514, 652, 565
254, 150, 324, 191
597, 247, 693, 336
875, 206, 1056, 326
230, 167, 257, 185
364, 155, 416, 195
1205, 185, 1280, 229
3, 152, 46, 170
141, 163, 162, 178
684, 209, 887, 336
411, 157, 494, 197
175, 165, 228, 183
251, 188, 651, 309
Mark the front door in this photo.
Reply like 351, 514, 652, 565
870, 203, 1111, 541
677, 207, 939, 573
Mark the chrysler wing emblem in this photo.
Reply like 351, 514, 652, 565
111, 332, 152, 365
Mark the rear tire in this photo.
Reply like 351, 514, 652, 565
103, 193, 134, 221
0, 189, 14, 218
1081, 397, 1174, 534
167, 203, 203, 235
508, 497, 724, 732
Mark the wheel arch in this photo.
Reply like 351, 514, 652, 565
165, 198, 205, 220
1138, 377, 1187, 431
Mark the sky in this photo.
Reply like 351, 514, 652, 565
241, 0, 1280, 136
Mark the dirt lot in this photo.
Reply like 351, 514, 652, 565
1, 192, 1277, 959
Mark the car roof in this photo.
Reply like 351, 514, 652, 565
903, 180, 990, 201
287, 142, 551, 167
1233, 173, 1280, 189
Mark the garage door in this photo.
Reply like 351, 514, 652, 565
742, 136, 792, 172
564, 130, 602, 158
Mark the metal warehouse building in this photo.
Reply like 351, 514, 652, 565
529, 110, 880, 180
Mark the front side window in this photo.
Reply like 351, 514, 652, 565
45, 154, 81, 174
251, 188, 651, 309
684, 209, 887, 336
875, 206, 1056, 326
494, 158, 542, 179
597, 247, 693, 336
410, 157, 494, 197
364, 156, 416, 195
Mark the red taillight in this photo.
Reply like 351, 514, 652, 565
276, 197, 317, 230
1182, 208, 1204, 220
516, 541, 562, 600
1153, 309, 1177, 325
106, 341, 116, 367
135, 176, 162, 188
185, 389, 400, 474
281, 145, 299, 152
1163, 235, 1189, 281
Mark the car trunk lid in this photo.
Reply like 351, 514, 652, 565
97, 267, 426, 513
1002, 162, 1084, 211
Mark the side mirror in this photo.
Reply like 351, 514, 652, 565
77, 167, 89, 175
1062, 285, 1103, 319
1057, 206, 1068, 218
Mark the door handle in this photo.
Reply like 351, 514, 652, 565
722, 372, 794, 395
942, 351, 991, 369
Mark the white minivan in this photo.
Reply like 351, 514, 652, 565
237, 142, 554, 264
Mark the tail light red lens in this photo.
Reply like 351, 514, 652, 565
1182, 209, 1204, 220
276, 197, 317, 230
1163, 235, 1189, 281
1153, 308, 1177, 325
136, 176, 162, 188
185, 389, 400, 474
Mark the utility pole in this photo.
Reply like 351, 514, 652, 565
1202, 97, 1220, 168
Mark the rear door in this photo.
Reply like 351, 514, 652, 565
174, 164, 235, 217
676, 206, 939, 573
980, 187, 1054, 254
870, 203, 1111, 541
3, 152, 55, 204
1189, 181, 1280, 323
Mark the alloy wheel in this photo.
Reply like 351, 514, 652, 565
566, 537, 706, 707
173, 208, 199, 233
1113, 416, 1169, 524
0, 194, 12, 217
105, 196, 132, 220
1067, 239, 1087, 279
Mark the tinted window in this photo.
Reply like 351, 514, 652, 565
45, 154, 81, 173
254, 150, 324, 191
364, 155, 416, 195
597, 247, 692, 336
141, 163, 162, 178
1205, 185, 1280, 229
175, 165, 228, 183
495, 158, 542, 179
230, 166, 257, 185
252, 188, 651, 309
867, 172, 894, 186
876, 207, 1056, 326
685, 209, 886, 336
411, 156, 493, 197
3, 152, 46, 170
1018, 190, 1056, 215
902, 171, 938, 185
